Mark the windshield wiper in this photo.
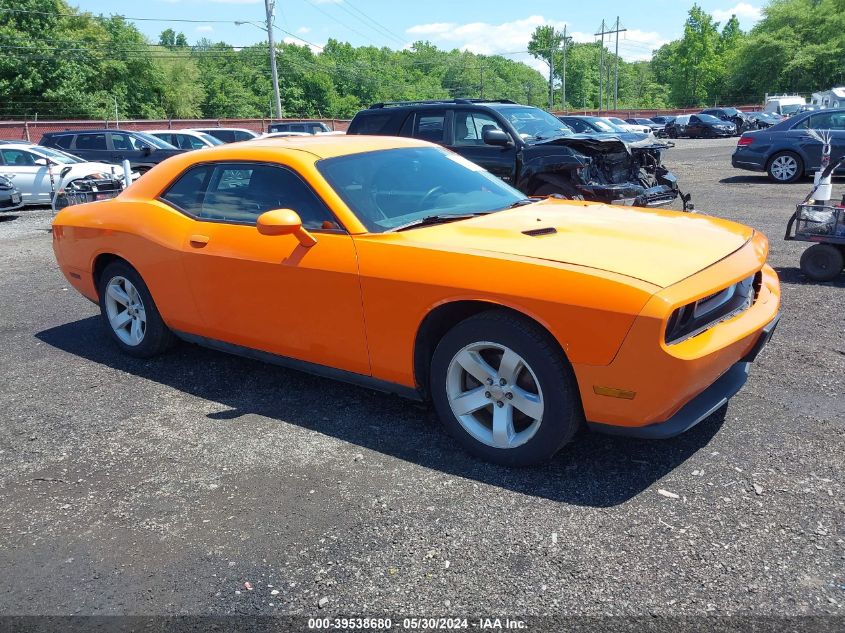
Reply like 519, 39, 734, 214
499, 199, 535, 210
388, 213, 485, 233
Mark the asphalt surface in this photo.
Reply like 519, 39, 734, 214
0, 138, 843, 622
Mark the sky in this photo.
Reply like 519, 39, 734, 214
71, 0, 765, 72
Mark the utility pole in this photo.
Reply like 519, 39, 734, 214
560, 26, 572, 112
549, 33, 555, 111
265, 0, 283, 120
596, 19, 627, 112
613, 17, 626, 110
480, 65, 484, 99
596, 20, 605, 111
114, 96, 119, 127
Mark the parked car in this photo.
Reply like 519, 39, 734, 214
0, 175, 23, 212
666, 114, 736, 138
763, 95, 806, 117
40, 130, 184, 174
650, 115, 676, 126
190, 127, 259, 143
700, 108, 748, 135
0, 143, 131, 206
557, 115, 652, 144
603, 117, 652, 135
744, 112, 781, 130
51, 135, 781, 466
256, 132, 313, 139
146, 129, 224, 150
267, 121, 332, 135
626, 118, 666, 136
732, 109, 845, 183
347, 100, 680, 206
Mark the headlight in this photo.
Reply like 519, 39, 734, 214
665, 273, 759, 344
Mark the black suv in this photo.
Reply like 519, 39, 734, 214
699, 108, 747, 135
40, 130, 185, 172
347, 99, 680, 206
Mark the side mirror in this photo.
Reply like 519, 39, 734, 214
60, 166, 73, 179
256, 208, 317, 247
34, 158, 49, 166
483, 128, 512, 147
140, 145, 152, 156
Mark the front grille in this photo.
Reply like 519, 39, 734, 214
665, 272, 760, 344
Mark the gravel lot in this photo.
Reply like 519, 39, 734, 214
0, 138, 843, 623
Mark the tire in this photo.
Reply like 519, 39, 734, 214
429, 310, 582, 466
668, 128, 678, 139
767, 152, 804, 183
97, 260, 176, 357
800, 244, 844, 282
533, 182, 584, 201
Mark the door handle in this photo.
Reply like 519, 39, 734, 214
189, 234, 210, 247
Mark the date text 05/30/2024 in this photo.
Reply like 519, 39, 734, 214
307, 617, 528, 629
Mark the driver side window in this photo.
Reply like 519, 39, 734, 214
0, 149, 37, 166
453, 112, 503, 147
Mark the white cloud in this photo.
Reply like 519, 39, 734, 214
296, 26, 312, 35
712, 2, 763, 24
282, 36, 323, 53
196, 25, 214, 33
404, 15, 665, 69
207, 0, 261, 4
615, 29, 671, 61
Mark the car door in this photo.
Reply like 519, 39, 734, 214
165, 160, 370, 375
0, 147, 52, 204
71, 132, 110, 163
687, 116, 704, 138
108, 132, 145, 164
793, 112, 845, 171
448, 109, 518, 184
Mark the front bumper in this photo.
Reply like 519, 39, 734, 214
587, 313, 779, 439
573, 237, 780, 435
583, 182, 679, 208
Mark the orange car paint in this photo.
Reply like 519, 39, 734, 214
52, 136, 781, 430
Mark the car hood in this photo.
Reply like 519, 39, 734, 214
530, 133, 668, 153
395, 199, 753, 288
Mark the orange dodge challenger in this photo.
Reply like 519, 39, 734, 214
52, 136, 781, 466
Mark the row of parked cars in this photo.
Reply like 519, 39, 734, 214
0, 123, 342, 211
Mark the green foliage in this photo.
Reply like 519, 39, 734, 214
1, 0, 842, 119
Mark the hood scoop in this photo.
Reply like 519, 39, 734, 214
522, 227, 557, 237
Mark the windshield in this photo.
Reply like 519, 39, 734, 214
196, 132, 224, 146
698, 114, 722, 123
781, 104, 802, 115
135, 132, 177, 149
317, 147, 527, 233
32, 145, 83, 164
589, 118, 620, 133
491, 106, 572, 139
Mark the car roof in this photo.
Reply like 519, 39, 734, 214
239, 135, 430, 159
192, 127, 256, 133
146, 129, 202, 135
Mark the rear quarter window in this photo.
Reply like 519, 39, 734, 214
351, 113, 394, 135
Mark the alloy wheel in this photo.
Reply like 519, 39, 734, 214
104, 276, 147, 346
770, 155, 798, 181
445, 342, 544, 450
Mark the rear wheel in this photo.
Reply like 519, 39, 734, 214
767, 152, 803, 183
800, 244, 844, 282
430, 310, 581, 466
97, 261, 175, 357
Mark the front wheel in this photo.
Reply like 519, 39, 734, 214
430, 311, 581, 466
533, 182, 584, 201
800, 244, 844, 282
97, 261, 176, 357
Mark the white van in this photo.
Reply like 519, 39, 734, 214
763, 95, 807, 116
